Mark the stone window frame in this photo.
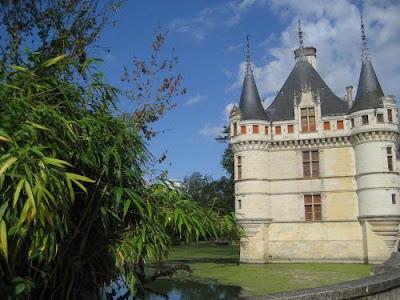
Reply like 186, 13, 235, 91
302, 150, 319, 178
387, 147, 394, 171
253, 125, 259, 134
377, 113, 384, 124
287, 124, 294, 133
237, 155, 242, 180
323, 121, 330, 131
275, 126, 281, 135
304, 194, 322, 221
241, 125, 246, 134
351, 119, 355, 128
337, 120, 344, 129
233, 122, 238, 136
388, 109, 393, 123
392, 194, 396, 205
300, 107, 316, 132
265, 126, 269, 135
362, 115, 369, 125
238, 199, 242, 209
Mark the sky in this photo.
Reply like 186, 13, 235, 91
98, 0, 400, 182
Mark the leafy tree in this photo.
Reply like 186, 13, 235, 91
0, 1, 242, 299
183, 172, 234, 215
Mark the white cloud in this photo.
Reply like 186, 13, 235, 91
224, 102, 239, 121
169, 0, 266, 40
230, 0, 400, 105
186, 93, 207, 105
227, 42, 244, 52
198, 125, 223, 138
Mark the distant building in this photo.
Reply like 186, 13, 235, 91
230, 20, 400, 264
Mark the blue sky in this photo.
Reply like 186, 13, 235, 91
98, 0, 400, 182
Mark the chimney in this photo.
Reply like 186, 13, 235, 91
346, 86, 353, 108
294, 46, 317, 70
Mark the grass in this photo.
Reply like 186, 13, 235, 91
160, 243, 372, 297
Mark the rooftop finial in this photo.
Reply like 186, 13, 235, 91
246, 35, 252, 75
360, 12, 370, 62
298, 20, 306, 61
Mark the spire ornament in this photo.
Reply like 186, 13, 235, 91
246, 35, 252, 75
298, 20, 306, 61
360, 12, 370, 62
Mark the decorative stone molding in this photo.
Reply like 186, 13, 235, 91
359, 216, 400, 250
350, 131, 398, 145
238, 218, 272, 226
231, 136, 351, 152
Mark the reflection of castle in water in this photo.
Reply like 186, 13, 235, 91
230, 19, 400, 264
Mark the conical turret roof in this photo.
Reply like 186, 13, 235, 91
349, 61, 384, 113
349, 14, 384, 113
238, 36, 269, 121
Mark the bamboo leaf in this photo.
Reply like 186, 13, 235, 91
66, 178, 75, 203
43, 158, 73, 168
40, 54, 66, 68
0, 202, 8, 220
17, 200, 31, 226
1, 83, 23, 91
13, 179, 25, 208
24, 181, 36, 208
26, 121, 49, 131
10, 65, 28, 72
0, 156, 17, 178
0, 135, 10, 142
66, 172, 95, 183
70, 178, 87, 193
0, 220, 8, 261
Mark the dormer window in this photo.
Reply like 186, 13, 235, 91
300, 107, 316, 132
337, 120, 344, 129
377, 114, 384, 123
241, 125, 246, 134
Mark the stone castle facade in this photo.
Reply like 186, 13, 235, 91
229, 24, 400, 264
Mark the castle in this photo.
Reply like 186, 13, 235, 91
229, 20, 400, 264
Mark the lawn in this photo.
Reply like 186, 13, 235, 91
156, 243, 372, 297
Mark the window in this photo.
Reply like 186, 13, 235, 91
288, 125, 294, 133
337, 120, 344, 129
238, 200, 242, 209
377, 114, 384, 123
253, 125, 259, 134
301, 107, 316, 132
304, 195, 322, 221
387, 147, 393, 171
362, 115, 369, 125
303, 150, 319, 178
241, 125, 246, 134
351, 119, 355, 128
323, 121, 330, 131
275, 126, 281, 135
265, 126, 269, 135
392, 194, 396, 205
233, 123, 237, 136
388, 109, 393, 123
237, 156, 242, 179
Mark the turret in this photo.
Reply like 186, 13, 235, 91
350, 13, 400, 263
230, 36, 271, 263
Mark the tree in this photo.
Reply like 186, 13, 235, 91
183, 172, 234, 215
0, 2, 242, 299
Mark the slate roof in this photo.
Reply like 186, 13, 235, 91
349, 60, 384, 113
239, 70, 269, 121
267, 60, 349, 121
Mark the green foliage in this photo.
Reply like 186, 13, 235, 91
0, 53, 242, 299
182, 172, 234, 215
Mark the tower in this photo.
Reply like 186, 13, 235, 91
230, 36, 271, 262
349, 14, 400, 263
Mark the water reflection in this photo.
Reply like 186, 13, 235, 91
146, 278, 241, 300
